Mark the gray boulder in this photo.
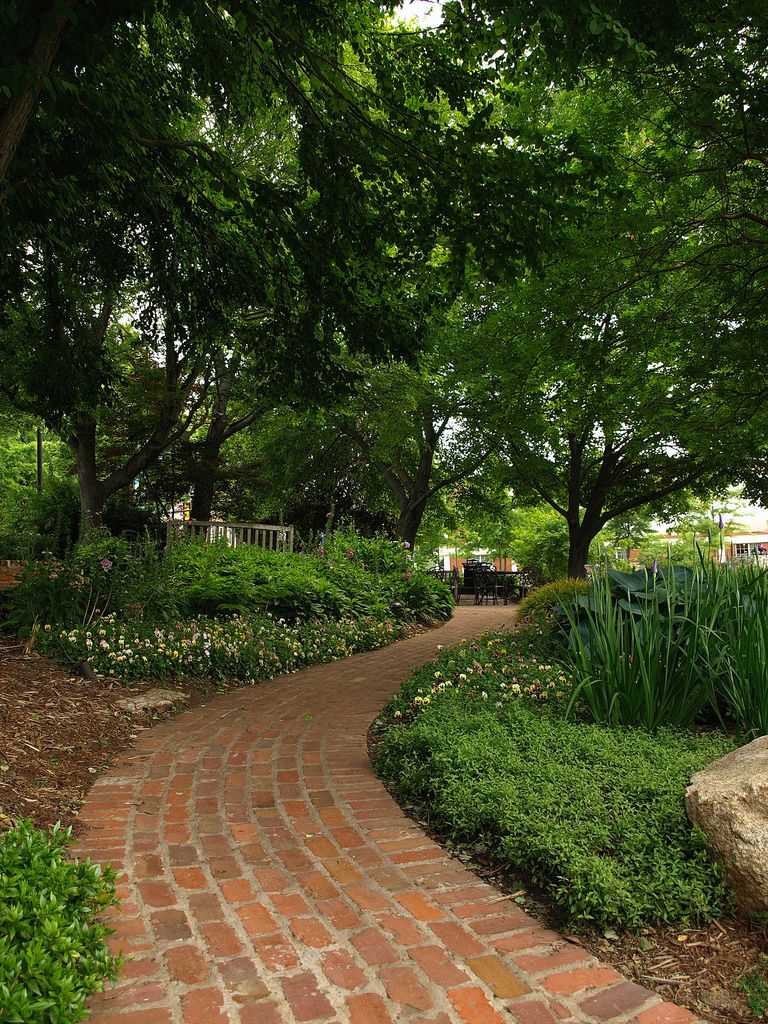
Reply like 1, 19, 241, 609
117, 688, 189, 715
685, 736, 768, 911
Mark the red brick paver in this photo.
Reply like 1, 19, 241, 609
77, 606, 703, 1024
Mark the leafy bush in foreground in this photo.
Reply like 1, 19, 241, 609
0, 822, 120, 1024
376, 689, 734, 930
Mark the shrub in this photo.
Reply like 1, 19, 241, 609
376, 692, 734, 930
166, 542, 355, 620
9, 527, 452, 642
389, 572, 454, 623
7, 532, 180, 635
323, 527, 411, 575
0, 821, 120, 1024
162, 535, 451, 623
708, 562, 768, 739
562, 566, 711, 730
517, 578, 591, 627
0, 478, 79, 560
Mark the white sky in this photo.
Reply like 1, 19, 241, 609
397, 1, 444, 27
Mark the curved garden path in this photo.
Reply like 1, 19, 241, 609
77, 605, 700, 1024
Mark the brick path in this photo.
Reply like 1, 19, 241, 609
77, 605, 700, 1024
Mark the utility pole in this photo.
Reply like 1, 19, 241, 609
36, 427, 43, 492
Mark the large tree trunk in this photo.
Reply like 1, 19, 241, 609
70, 419, 104, 540
189, 439, 222, 521
567, 517, 602, 578
395, 497, 429, 549
0, 1, 75, 193
187, 353, 260, 522
567, 531, 591, 579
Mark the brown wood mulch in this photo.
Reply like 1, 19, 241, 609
1, 629, 766, 1023
0, 633, 240, 834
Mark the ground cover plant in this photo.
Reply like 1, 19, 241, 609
376, 630, 735, 931
37, 613, 400, 683
0, 821, 120, 1024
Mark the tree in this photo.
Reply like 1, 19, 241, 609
2, 7, 473, 535
459, 204, 760, 577
1, 145, 264, 536
334, 351, 497, 547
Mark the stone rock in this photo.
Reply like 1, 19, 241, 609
685, 736, 768, 911
117, 688, 189, 715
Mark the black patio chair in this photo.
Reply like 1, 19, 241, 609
475, 568, 503, 605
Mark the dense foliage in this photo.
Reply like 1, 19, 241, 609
0, 822, 120, 1024
516, 578, 591, 627
2, 3, 766, 553
7, 529, 452, 635
8, 528, 452, 684
376, 632, 735, 930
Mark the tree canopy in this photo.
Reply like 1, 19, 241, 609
1, 1, 767, 566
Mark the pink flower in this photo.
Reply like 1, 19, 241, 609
403, 571, 412, 579
100, 557, 113, 572
317, 546, 325, 556
345, 549, 355, 558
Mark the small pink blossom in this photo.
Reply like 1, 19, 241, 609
100, 557, 113, 572
345, 549, 355, 559
317, 546, 325, 557
403, 571, 412, 579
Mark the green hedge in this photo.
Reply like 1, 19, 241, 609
0, 822, 120, 1024
516, 578, 591, 626
376, 651, 734, 930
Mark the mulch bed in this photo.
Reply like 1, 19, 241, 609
0, 633, 244, 833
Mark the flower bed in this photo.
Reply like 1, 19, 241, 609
376, 628, 735, 931
388, 629, 575, 718
38, 613, 400, 684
